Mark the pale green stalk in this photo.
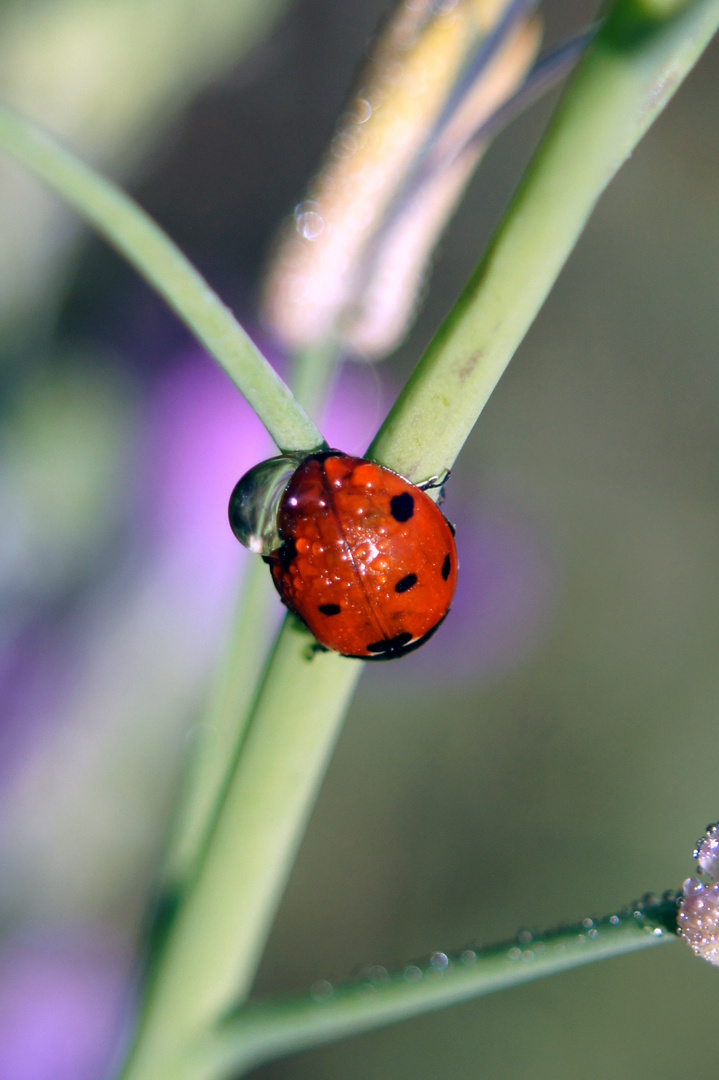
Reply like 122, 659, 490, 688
120, 618, 362, 1080
291, 341, 343, 419
162, 560, 278, 889
0, 105, 322, 453
209, 897, 679, 1077
641, 0, 693, 14
369, 0, 719, 481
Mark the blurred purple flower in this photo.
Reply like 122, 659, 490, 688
139, 346, 272, 600
322, 362, 390, 458
447, 497, 557, 678
0, 349, 272, 794
0, 926, 131, 1080
0, 623, 73, 792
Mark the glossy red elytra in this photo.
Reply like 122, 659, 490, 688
229, 450, 457, 660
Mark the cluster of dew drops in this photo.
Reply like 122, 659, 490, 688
678, 822, 719, 965
301, 826, 719, 1009
306, 911, 674, 1007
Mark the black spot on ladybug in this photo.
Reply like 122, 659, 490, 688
318, 603, 341, 616
390, 493, 414, 522
366, 631, 414, 654
278, 536, 297, 571
441, 554, 451, 581
359, 614, 448, 661
395, 573, 418, 593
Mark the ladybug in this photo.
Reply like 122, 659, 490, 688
229, 450, 457, 660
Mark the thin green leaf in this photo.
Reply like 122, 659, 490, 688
210, 897, 679, 1077
0, 105, 323, 453
161, 560, 279, 891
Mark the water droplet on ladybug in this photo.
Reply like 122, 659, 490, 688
228, 453, 305, 554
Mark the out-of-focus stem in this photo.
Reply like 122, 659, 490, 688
290, 340, 343, 421
161, 559, 279, 891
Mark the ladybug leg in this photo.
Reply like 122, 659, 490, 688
306, 641, 330, 661
418, 469, 451, 506
285, 611, 328, 660
418, 469, 451, 491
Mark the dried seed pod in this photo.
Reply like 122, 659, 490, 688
262, 0, 541, 359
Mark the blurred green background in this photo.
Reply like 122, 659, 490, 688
1, 1, 718, 1078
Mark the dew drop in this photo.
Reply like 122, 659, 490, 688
404, 965, 422, 983
228, 454, 303, 554
331, 132, 358, 159
508, 948, 521, 961
429, 951, 449, 972
311, 979, 334, 1002
609, 915, 620, 925
297, 211, 325, 241
354, 97, 372, 123
460, 950, 477, 966
695, 823, 719, 880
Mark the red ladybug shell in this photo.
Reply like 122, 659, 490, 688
266, 451, 458, 659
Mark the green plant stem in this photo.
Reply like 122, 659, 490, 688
208, 897, 679, 1078
0, 104, 322, 454
162, 558, 279, 890
291, 340, 343, 419
120, 618, 362, 1080
638, 0, 693, 18
368, 0, 719, 483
